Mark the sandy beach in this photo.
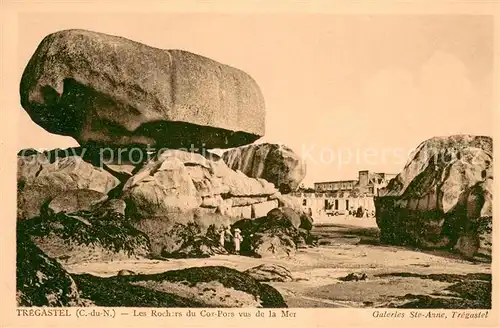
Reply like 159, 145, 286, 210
66, 216, 491, 308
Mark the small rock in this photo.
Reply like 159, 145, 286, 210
244, 264, 294, 282
340, 272, 368, 282
117, 269, 136, 276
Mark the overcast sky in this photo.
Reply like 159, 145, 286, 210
17, 14, 494, 186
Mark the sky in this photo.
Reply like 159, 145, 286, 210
16, 14, 494, 186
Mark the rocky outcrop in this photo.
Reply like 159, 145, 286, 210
267, 207, 301, 229
244, 264, 294, 282
232, 207, 312, 258
16, 147, 297, 259
17, 228, 286, 308
17, 150, 120, 219
377, 272, 491, 309
375, 135, 493, 259
222, 143, 306, 193
166, 236, 228, 258
73, 266, 287, 308
47, 189, 108, 215
20, 29, 265, 149
17, 230, 88, 306
154, 218, 231, 258
19, 203, 151, 265
122, 149, 278, 217
119, 149, 285, 256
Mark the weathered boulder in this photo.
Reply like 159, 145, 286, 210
375, 135, 493, 259
19, 209, 151, 265
17, 150, 120, 219
131, 210, 235, 257
17, 230, 88, 306
244, 264, 294, 282
222, 143, 306, 193
454, 178, 493, 258
267, 207, 301, 229
122, 149, 277, 221
270, 192, 314, 230
93, 199, 127, 218
299, 213, 314, 231
73, 266, 287, 308
232, 208, 307, 258
251, 233, 297, 258
123, 155, 203, 216
20, 29, 265, 149
165, 235, 228, 259
120, 149, 282, 256
47, 189, 108, 215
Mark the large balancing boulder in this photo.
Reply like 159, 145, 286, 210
20, 29, 265, 149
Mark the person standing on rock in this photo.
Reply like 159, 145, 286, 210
218, 226, 226, 248
224, 226, 233, 251
233, 228, 243, 254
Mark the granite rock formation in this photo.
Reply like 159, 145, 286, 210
16, 148, 309, 259
20, 29, 265, 149
222, 143, 306, 193
244, 264, 294, 282
17, 230, 286, 307
375, 135, 493, 259
231, 207, 314, 258
17, 150, 120, 219
17, 29, 301, 307
19, 203, 151, 265
16, 230, 88, 306
73, 266, 287, 308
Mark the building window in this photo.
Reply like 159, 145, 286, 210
334, 199, 339, 210
302, 199, 307, 206
345, 199, 349, 210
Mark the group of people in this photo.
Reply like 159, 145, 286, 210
217, 226, 244, 254
346, 206, 374, 218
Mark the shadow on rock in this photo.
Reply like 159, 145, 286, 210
73, 266, 287, 308
16, 230, 89, 306
376, 272, 491, 309
231, 207, 316, 258
18, 203, 151, 264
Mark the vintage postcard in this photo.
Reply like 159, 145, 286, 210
0, 0, 498, 327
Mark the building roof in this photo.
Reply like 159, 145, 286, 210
314, 179, 357, 184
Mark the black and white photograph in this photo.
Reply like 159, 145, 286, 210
2, 1, 497, 326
